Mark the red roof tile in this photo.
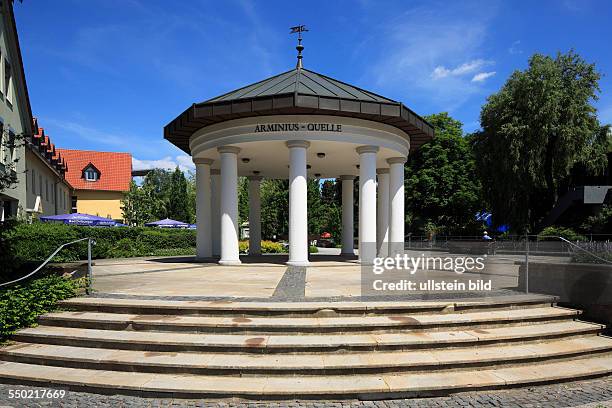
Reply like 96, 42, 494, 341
58, 149, 132, 192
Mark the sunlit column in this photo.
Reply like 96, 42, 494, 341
376, 168, 390, 257
218, 146, 241, 265
194, 158, 213, 260
287, 140, 310, 266
357, 145, 378, 264
388, 156, 407, 256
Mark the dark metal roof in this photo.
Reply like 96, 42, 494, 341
165, 67, 434, 154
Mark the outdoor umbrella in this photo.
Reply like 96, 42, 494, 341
144, 218, 189, 228
39, 213, 121, 227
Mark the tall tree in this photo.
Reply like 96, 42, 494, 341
405, 112, 484, 236
260, 179, 289, 240
473, 50, 606, 231
166, 167, 190, 222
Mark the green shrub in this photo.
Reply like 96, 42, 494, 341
0, 274, 83, 341
239, 240, 285, 254
1, 223, 198, 277
309, 245, 319, 253
538, 226, 587, 242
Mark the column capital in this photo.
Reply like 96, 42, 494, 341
387, 156, 407, 165
247, 175, 263, 181
356, 145, 379, 155
193, 157, 214, 165
376, 168, 390, 174
217, 146, 241, 154
211, 169, 220, 175
286, 140, 310, 149
340, 175, 356, 180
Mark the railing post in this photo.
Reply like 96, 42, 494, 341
524, 233, 529, 294
86, 238, 92, 295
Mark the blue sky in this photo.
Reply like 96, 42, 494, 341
13, 0, 612, 172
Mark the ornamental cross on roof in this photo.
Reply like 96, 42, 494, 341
290, 25, 308, 68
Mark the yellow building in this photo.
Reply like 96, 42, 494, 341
57, 149, 131, 221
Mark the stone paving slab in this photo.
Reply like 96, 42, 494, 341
61, 293, 557, 310
39, 306, 578, 331
3, 337, 611, 372
1, 377, 610, 407
0, 355, 611, 398
12, 321, 602, 351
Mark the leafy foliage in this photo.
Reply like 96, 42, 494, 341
1, 222, 196, 278
166, 167, 191, 223
538, 226, 587, 242
0, 274, 83, 341
405, 112, 484, 235
0, 130, 26, 193
473, 50, 607, 232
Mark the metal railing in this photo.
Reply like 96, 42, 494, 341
0, 237, 95, 294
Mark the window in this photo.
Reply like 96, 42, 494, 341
71, 196, 78, 213
31, 169, 35, 194
38, 175, 42, 197
84, 169, 98, 181
45, 179, 49, 201
4, 60, 12, 104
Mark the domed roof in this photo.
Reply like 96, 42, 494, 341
165, 67, 434, 154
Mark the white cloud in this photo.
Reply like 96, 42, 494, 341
431, 59, 490, 79
471, 71, 496, 82
132, 155, 194, 172
508, 40, 522, 55
367, 1, 499, 110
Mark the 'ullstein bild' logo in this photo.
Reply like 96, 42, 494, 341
254, 123, 342, 132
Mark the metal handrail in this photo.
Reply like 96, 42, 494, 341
0, 237, 95, 294
555, 236, 612, 265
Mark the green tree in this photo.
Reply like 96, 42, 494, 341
0, 130, 26, 193
473, 50, 606, 231
405, 112, 483, 235
142, 169, 173, 219
166, 167, 190, 222
260, 179, 289, 240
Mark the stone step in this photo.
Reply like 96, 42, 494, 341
12, 321, 602, 353
38, 306, 580, 333
59, 294, 558, 316
0, 353, 610, 398
2, 336, 611, 375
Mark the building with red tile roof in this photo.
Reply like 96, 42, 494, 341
58, 148, 132, 221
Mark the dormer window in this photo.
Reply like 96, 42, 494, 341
85, 169, 98, 181
82, 163, 100, 182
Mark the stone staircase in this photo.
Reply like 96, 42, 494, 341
0, 294, 611, 399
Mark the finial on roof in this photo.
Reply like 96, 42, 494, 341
290, 25, 308, 68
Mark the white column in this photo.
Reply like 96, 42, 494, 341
388, 157, 407, 256
194, 158, 213, 260
248, 176, 262, 255
376, 168, 390, 257
287, 140, 310, 266
340, 175, 355, 256
218, 146, 241, 265
356, 145, 379, 264
211, 169, 221, 257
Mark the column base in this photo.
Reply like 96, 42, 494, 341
286, 260, 310, 267
218, 259, 242, 266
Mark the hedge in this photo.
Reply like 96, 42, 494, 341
1, 222, 196, 276
0, 274, 83, 341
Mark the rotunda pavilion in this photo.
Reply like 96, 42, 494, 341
164, 51, 434, 266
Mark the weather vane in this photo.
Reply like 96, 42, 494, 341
290, 25, 308, 68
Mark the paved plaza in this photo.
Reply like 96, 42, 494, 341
90, 250, 540, 300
